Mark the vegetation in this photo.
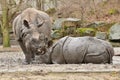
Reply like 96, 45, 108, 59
0, 0, 10, 47
108, 9, 119, 15
76, 28, 96, 37
0, 0, 119, 47
0, 0, 25, 47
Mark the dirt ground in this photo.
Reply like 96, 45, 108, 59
0, 47, 119, 80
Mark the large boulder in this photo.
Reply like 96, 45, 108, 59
85, 21, 106, 28
109, 23, 120, 40
53, 18, 81, 30
86, 21, 114, 32
52, 18, 81, 38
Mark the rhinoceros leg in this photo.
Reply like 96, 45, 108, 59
18, 41, 32, 64
51, 43, 66, 64
105, 46, 114, 63
83, 38, 110, 64
84, 51, 109, 64
99, 40, 114, 63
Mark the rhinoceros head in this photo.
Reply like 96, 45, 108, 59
22, 20, 50, 55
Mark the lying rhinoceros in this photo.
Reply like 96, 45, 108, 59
37, 36, 114, 64
13, 8, 52, 64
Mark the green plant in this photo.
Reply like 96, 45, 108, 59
76, 28, 96, 36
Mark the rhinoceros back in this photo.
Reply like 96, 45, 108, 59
51, 36, 88, 64
50, 36, 114, 64
62, 37, 88, 63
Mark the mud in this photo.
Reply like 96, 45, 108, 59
0, 47, 119, 80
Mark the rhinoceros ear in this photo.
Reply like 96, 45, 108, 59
23, 20, 30, 29
37, 20, 44, 28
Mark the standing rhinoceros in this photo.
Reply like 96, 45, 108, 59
37, 36, 114, 64
13, 8, 52, 64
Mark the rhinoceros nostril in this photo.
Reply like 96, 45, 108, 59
37, 49, 45, 55
37, 48, 41, 52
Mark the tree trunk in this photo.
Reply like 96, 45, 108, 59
41, 0, 44, 11
2, 27, 10, 47
1, 0, 10, 47
53, 0, 57, 8
36, 0, 44, 10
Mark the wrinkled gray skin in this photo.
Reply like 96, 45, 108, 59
13, 8, 52, 64
38, 36, 114, 64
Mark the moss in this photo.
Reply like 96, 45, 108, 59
108, 9, 119, 15
63, 26, 76, 36
76, 28, 96, 36
64, 25, 69, 30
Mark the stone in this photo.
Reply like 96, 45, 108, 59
51, 30, 62, 39
96, 32, 107, 40
109, 23, 120, 40
53, 18, 81, 30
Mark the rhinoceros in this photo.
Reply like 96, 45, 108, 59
36, 36, 114, 64
13, 8, 52, 64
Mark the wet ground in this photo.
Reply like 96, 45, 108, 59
0, 47, 119, 80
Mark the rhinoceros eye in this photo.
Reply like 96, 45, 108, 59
44, 37, 48, 43
32, 38, 37, 43
39, 34, 45, 40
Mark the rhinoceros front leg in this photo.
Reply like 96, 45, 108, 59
18, 41, 32, 64
51, 43, 66, 64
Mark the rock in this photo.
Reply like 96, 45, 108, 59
52, 18, 81, 37
110, 41, 120, 47
85, 21, 106, 28
51, 30, 62, 39
86, 21, 114, 32
96, 32, 107, 40
53, 18, 81, 30
114, 47, 120, 56
53, 18, 66, 30
109, 23, 120, 40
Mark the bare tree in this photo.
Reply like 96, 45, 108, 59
0, 0, 10, 47
0, 0, 23, 47
36, 0, 45, 10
